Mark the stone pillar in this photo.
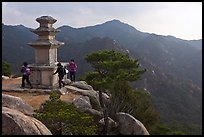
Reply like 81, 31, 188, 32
28, 16, 64, 89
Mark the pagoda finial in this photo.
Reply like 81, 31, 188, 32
36, 16, 57, 24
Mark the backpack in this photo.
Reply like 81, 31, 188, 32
25, 67, 31, 75
63, 67, 67, 76
65, 68, 69, 74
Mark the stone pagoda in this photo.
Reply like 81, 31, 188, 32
28, 16, 64, 89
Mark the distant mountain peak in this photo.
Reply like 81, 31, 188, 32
101, 19, 140, 33
103, 19, 124, 25
16, 24, 26, 28
107, 19, 121, 23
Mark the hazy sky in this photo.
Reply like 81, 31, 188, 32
2, 2, 202, 40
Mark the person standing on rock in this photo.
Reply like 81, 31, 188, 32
21, 62, 32, 89
53, 62, 65, 89
68, 59, 77, 82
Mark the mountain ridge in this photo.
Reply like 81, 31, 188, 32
2, 19, 202, 134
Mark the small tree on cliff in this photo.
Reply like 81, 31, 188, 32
84, 50, 146, 134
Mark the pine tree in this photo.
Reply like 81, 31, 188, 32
84, 50, 148, 134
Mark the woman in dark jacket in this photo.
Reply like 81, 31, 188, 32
53, 62, 65, 88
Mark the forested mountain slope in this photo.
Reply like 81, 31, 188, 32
2, 21, 202, 134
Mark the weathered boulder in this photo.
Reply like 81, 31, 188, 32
65, 85, 99, 99
64, 84, 111, 112
70, 81, 93, 90
2, 107, 52, 135
57, 87, 68, 95
95, 90, 110, 99
83, 108, 103, 119
65, 85, 109, 101
117, 112, 149, 135
2, 94, 34, 116
95, 90, 110, 107
88, 95, 102, 111
73, 95, 92, 109
99, 117, 118, 129
65, 85, 103, 110
63, 79, 71, 85
61, 93, 102, 120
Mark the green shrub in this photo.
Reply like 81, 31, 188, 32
2, 61, 11, 76
34, 91, 97, 135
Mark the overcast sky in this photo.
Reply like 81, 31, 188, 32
2, 2, 202, 40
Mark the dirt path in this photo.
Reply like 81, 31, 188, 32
2, 77, 78, 110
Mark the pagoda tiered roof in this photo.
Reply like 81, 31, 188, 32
28, 39, 64, 48
36, 16, 57, 24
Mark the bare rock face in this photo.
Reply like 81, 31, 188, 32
83, 108, 103, 119
65, 85, 99, 101
57, 87, 68, 95
117, 112, 149, 135
73, 95, 92, 109
2, 94, 34, 116
99, 117, 118, 129
63, 79, 71, 85
72, 95, 103, 120
70, 81, 93, 90
2, 94, 52, 135
2, 107, 52, 135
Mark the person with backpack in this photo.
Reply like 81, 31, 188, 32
68, 59, 77, 81
63, 65, 69, 80
53, 62, 66, 88
21, 62, 32, 89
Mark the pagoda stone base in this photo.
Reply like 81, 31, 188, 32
29, 65, 58, 89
